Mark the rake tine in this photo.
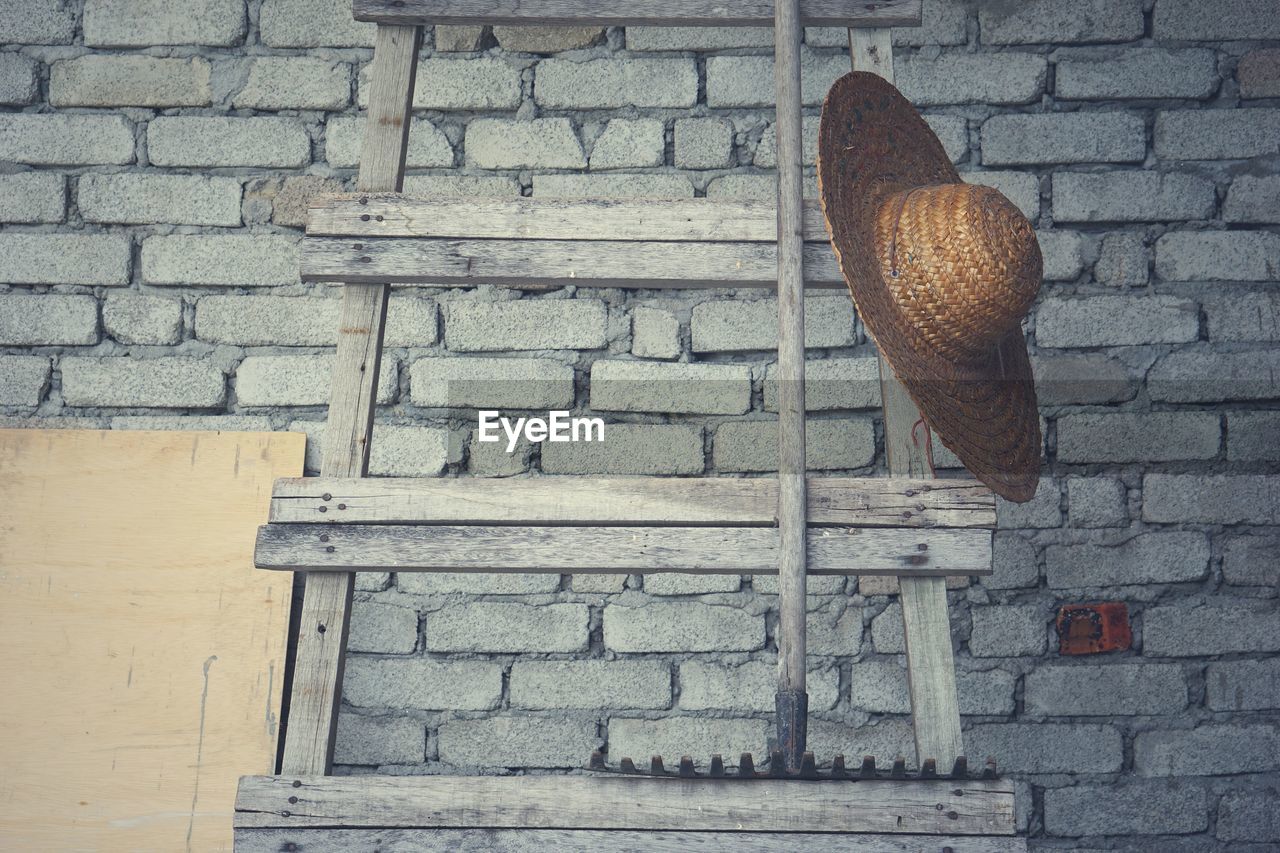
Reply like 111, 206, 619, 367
620, 757, 638, 774
650, 756, 666, 776
890, 757, 907, 779
799, 751, 817, 778
679, 756, 696, 777
831, 754, 848, 779
982, 757, 998, 780
589, 750, 606, 771
859, 755, 877, 779
950, 756, 968, 780
921, 758, 938, 779
769, 749, 786, 777
740, 753, 755, 778
710, 755, 725, 778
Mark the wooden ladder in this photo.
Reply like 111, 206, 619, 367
235, 2, 1024, 850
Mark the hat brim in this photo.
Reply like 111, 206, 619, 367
817, 71, 1041, 502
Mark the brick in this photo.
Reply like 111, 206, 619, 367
570, 574, 626, 594
924, 115, 971, 164
196, 295, 335, 345
0, 356, 50, 407
62, 358, 225, 408
643, 573, 739, 595
589, 360, 750, 415
342, 658, 501, 710
1227, 411, 1280, 460
963, 170, 1040, 220
1239, 48, 1280, 98
511, 660, 670, 710
807, 719, 916, 767
234, 57, 350, 110
1033, 353, 1138, 405
1207, 659, 1280, 711
1045, 782, 1207, 837
80, 173, 241, 227
410, 357, 574, 410
1225, 175, 1280, 223
397, 572, 557, 595
465, 118, 584, 169
631, 306, 680, 359
401, 174, 521, 198
804, 600, 864, 656
102, 293, 182, 345
433, 25, 484, 52
441, 716, 598, 768
1056, 49, 1218, 100
0, 0, 75, 43
1067, 478, 1128, 528
755, 574, 845, 596
541, 423, 703, 476
965, 723, 1123, 774
492, 25, 603, 52
1142, 602, 1280, 656
531, 173, 693, 198
1223, 536, 1280, 587
897, 53, 1047, 106
142, 235, 297, 287
359, 57, 521, 111
1154, 0, 1280, 40
681, 661, 839, 713
237, 355, 395, 407
1036, 230, 1089, 280
348, 600, 417, 654
969, 605, 1047, 657
467, 432, 531, 477
334, 714, 424, 766
268, 176, 346, 228
983, 534, 1039, 590
1094, 233, 1148, 286
589, 118, 664, 169
377, 296, 444, 347
0, 114, 135, 166
425, 602, 588, 653
0, 173, 64, 223
848, 661, 1015, 715
604, 602, 764, 652
609, 717, 767, 766
1136, 725, 1280, 776
753, 115, 819, 168
148, 117, 308, 168
327, 116, 453, 168
763, 358, 881, 412
996, 478, 1060, 529
1058, 602, 1131, 655
979, 0, 1142, 44
1146, 474, 1279, 524
536, 58, 696, 108
1036, 296, 1199, 347
674, 118, 734, 170
810, 0, 967, 47
0, 233, 131, 285
981, 113, 1145, 165
1026, 663, 1186, 716
692, 295, 855, 352
1218, 792, 1280, 843
1052, 171, 1215, 223
626, 26, 774, 50
260, 0, 375, 47
1155, 109, 1280, 160
84, 0, 244, 46
1148, 350, 1280, 403
1160, 231, 1280, 282
0, 53, 38, 105
113, 415, 271, 432
706, 51, 849, 108
706, 174, 777, 201
1057, 412, 1219, 463
871, 603, 904, 652
446, 299, 606, 351
51, 55, 210, 108
292, 420, 457, 477
713, 418, 876, 473
0, 294, 98, 345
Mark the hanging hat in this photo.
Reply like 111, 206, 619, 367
817, 71, 1042, 502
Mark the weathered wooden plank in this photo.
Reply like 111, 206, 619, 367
306, 195, 834, 242
255, 524, 992, 575
236, 827, 1029, 852
849, 26, 966, 771
280, 23, 421, 778
301, 236, 845, 287
235, 774, 1016, 835
352, 0, 922, 28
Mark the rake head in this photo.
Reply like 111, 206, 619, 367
589, 750, 996, 781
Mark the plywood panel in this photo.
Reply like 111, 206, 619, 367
0, 429, 304, 852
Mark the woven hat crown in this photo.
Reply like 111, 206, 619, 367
872, 183, 1041, 365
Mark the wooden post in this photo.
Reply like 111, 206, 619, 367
847, 26, 965, 770
279, 23, 422, 776
774, 0, 809, 772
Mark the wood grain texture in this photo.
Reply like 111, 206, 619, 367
255, 523, 992, 575
0, 429, 302, 852
269, 476, 997, 528
235, 774, 1016, 835
281, 22, 421, 778
237, 827, 1028, 852
849, 26, 966, 770
352, 0, 922, 27
306, 195, 834, 242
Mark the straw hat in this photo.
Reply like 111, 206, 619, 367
817, 71, 1042, 502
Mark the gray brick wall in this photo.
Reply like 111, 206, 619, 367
2, 1, 1278, 848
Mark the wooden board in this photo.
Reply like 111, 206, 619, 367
352, 0, 922, 28
236, 774, 1016, 835
255, 523, 992, 575
237, 828, 1029, 852
270, 476, 996, 528
0, 428, 304, 852
301, 236, 845, 287
306, 195, 835, 242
